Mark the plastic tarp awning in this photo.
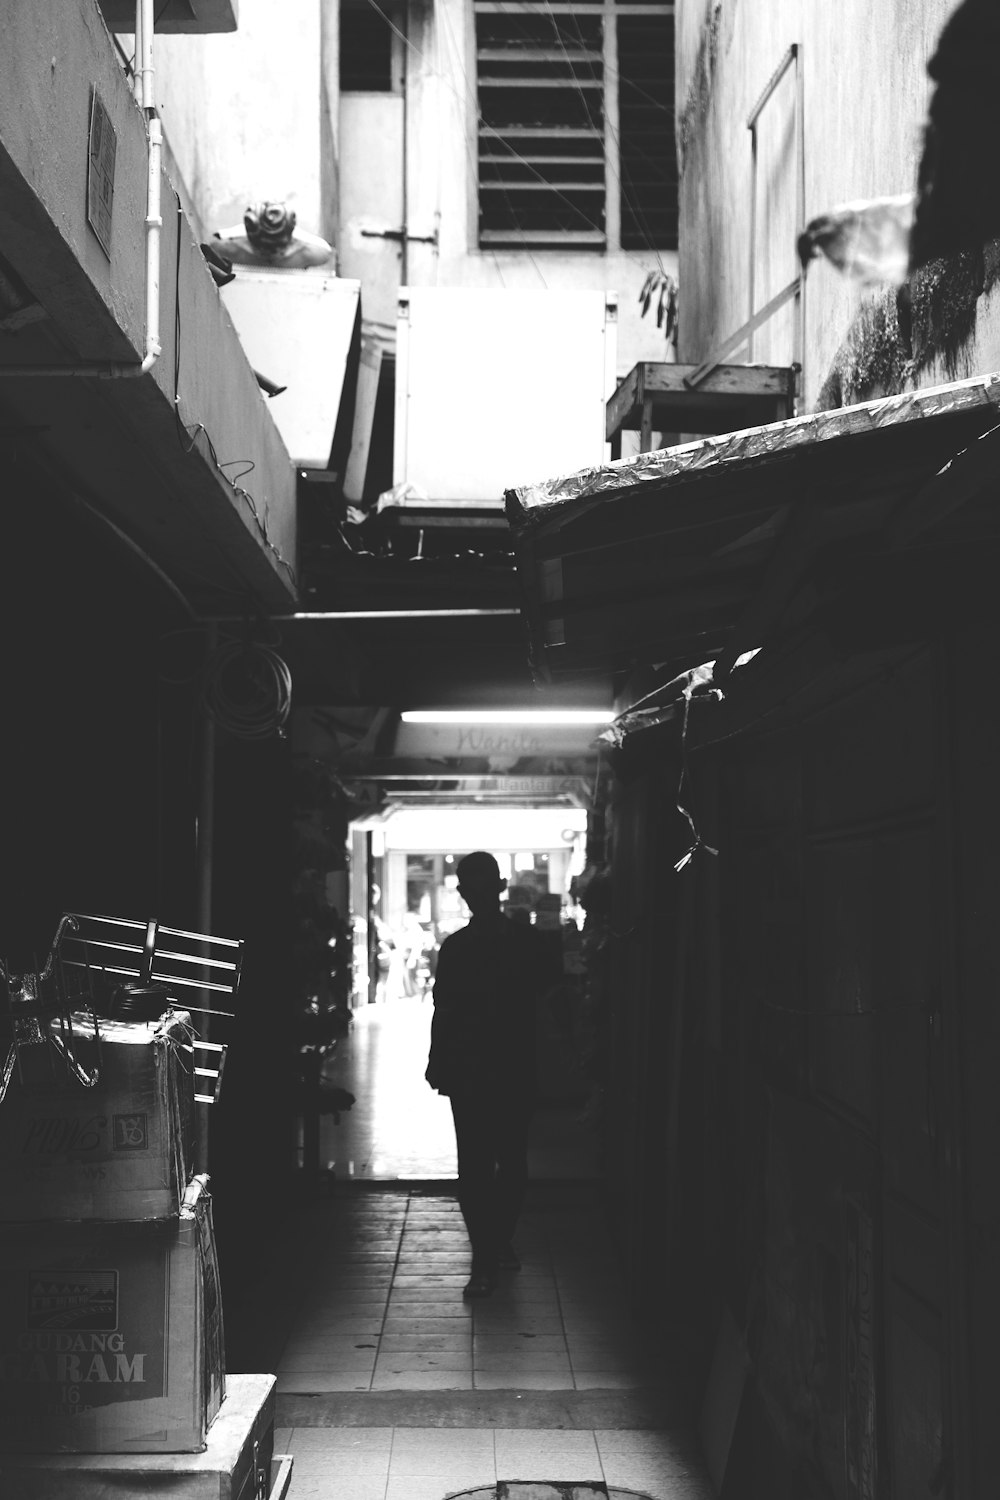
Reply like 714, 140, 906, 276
504, 371, 1000, 681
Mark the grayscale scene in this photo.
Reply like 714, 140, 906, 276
0, 1, 994, 1497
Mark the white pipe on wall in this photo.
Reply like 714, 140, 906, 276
3, 0, 162, 378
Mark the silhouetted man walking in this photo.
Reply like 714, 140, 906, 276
425, 851, 554, 1297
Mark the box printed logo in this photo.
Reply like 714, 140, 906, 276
113, 1113, 148, 1150
27, 1270, 118, 1331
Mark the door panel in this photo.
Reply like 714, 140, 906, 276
338, 94, 404, 330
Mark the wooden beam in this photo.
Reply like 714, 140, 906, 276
606, 362, 797, 440
644, 363, 795, 401
640, 398, 654, 453
605, 364, 641, 440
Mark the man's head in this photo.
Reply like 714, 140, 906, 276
243, 201, 297, 252
456, 851, 506, 915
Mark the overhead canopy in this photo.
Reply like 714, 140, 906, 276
505, 372, 1000, 682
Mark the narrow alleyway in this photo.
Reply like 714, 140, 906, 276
267, 998, 715, 1500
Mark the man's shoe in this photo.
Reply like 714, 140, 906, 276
497, 1242, 521, 1271
462, 1269, 497, 1299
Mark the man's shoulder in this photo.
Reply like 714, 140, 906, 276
439, 925, 470, 950
439, 917, 535, 945
439, 916, 548, 952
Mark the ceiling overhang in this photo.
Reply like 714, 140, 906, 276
294, 705, 604, 815
97, 0, 239, 33
506, 371, 1000, 684
0, 0, 296, 615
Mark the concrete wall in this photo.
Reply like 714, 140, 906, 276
152, 0, 323, 242
0, 0, 297, 605
335, 0, 679, 372
675, 0, 971, 410
0, 0, 149, 356
146, 0, 678, 372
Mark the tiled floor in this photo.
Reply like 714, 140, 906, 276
277, 1188, 670, 1394
317, 996, 458, 1180
274, 997, 713, 1500
276, 1423, 713, 1500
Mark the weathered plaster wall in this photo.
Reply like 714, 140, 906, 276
336, 0, 678, 371
676, 0, 965, 409
0, 0, 296, 604
152, 0, 323, 242
0, 0, 149, 354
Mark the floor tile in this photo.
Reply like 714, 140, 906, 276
288, 1427, 394, 1453
391, 1273, 470, 1286
295, 1294, 391, 1309
481, 1292, 562, 1307
279, 1350, 378, 1372
370, 1369, 473, 1390
375, 1351, 473, 1371
572, 1370, 649, 1388
473, 1335, 569, 1352
386, 1480, 476, 1500
594, 1432, 714, 1496
388, 1288, 466, 1302
288, 1476, 387, 1500
474, 1371, 577, 1390
274, 1005, 705, 1499
494, 1428, 604, 1482
382, 1317, 472, 1333
473, 1326, 566, 1338
401, 1234, 469, 1246
388, 1428, 496, 1468
476, 1356, 569, 1374
288, 1451, 391, 1477
379, 1333, 471, 1352
277, 1370, 373, 1392
286, 1315, 386, 1330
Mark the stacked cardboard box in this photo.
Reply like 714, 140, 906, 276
0, 1374, 284, 1500
0, 1011, 226, 1454
0, 1011, 195, 1223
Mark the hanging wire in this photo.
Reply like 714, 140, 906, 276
171, 198, 297, 589
673, 669, 721, 872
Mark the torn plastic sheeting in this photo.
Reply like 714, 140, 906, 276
599, 650, 762, 747
504, 369, 1000, 531
598, 703, 679, 748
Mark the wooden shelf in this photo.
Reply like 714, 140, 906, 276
607, 362, 798, 454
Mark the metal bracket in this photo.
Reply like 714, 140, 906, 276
360, 225, 439, 247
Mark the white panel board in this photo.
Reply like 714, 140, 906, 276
394, 720, 602, 760
394, 287, 616, 503
381, 807, 587, 853
343, 339, 383, 502
222, 272, 361, 468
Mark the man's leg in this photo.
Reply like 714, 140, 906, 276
450, 1090, 500, 1286
494, 1099, 532, 1251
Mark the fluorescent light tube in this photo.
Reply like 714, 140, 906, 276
400, 710, 614, 725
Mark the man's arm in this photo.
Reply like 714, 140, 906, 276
424, 936, 457, 1093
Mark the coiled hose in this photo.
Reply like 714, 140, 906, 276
202, 637, 292, 740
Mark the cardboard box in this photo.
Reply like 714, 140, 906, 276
0, 1373, 275, 1499
0, 1011, 194, 1222
0, 1177, 225, 1453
